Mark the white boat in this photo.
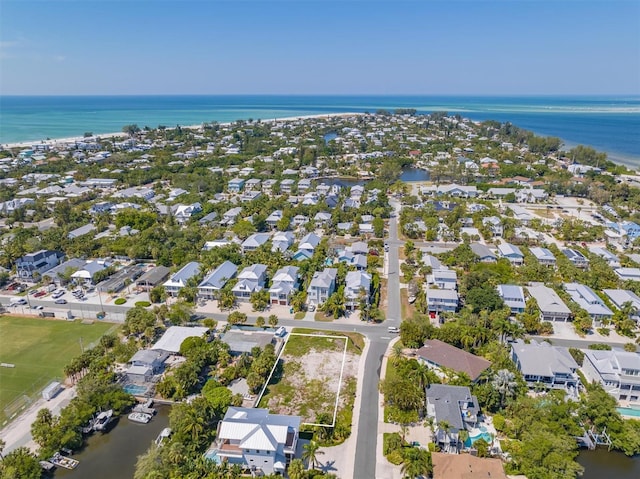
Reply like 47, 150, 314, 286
128, 412, 153, 424
50, 452, 79, 470
133, 398, 156, 415
93, 409, 114, 431
155, 427, 172, 446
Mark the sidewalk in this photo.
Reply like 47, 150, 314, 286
1, 386, 76, 455
317, 335, 370, 479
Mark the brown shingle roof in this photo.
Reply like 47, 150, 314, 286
432, 453, 508, 479
416, 339, 491, 381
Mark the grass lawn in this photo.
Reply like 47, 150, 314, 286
400, 287, 415, 320
0, 316, 113, 421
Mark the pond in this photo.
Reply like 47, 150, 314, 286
577, 448, 640, 479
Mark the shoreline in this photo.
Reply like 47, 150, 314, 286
1, 113, 362, 150
2, 111, 638, 170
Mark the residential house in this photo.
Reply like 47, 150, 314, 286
45, 258, 87, 286
197, 261, 237, 300
563, 248, 589, 268
307, 268, 338, 306
416, 339, 491, 382
164, 261, 202, 297
426, 288, 459, 314
136, 266, 171, 291
614, 268, 640, 282
429, 269, 457, 290
222, 207, 243, 226
269, 266, 299, 305
482, 216, 503, 237
240, 190, 261, 202
70, 260, 111, 286
280, 179, 295, 194
511, 339, 579, 391
589, 246, 621, 267
15, 250, 63, 281
582, 349, 640, 402
426, 384, 480, 452
420, 183, 478, 198
232, 264, 268, 301
344, 271, 371, 310
469, 243, 497, 263
530, 247, 557, 267
266, 210, 284, 229
515, 188, 548, 203
526, 284, 572, 322
174, 202, 202, 224
565, 283, 613, 324
228, 178, 245, 193
68, 223, 96, 239
603, 289, 640, 323
497, 243, 524, 266
314, 212, 332, 228
297, 233, 321, 255
245, 178, 262, 191
292, 214, 308, 227
242, 233, 271, 253
497, 284, 526, 314
207, 407, 300, 475
271, 231, 295, 253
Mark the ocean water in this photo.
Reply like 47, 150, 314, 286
0, 95, 638, 166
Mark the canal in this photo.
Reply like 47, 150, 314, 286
578, 449, 640, 479
56, 406, 170, 479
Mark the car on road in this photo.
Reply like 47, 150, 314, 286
31, 305, 44, 310
10, 298, 27, 306
54, 299, 67, 304
387, 326, 400, 333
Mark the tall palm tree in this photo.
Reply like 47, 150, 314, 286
492, 369, 518, 408
302, 440, 324, 470
410, 362, 433, 391
401, 447, 432, 479
391, 343, 404, 364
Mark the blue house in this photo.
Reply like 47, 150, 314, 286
228, 178, 245, 193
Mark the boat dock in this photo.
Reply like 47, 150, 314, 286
50, 452, 79, 470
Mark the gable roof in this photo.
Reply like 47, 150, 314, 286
416, 339, 490, 381
218, 407, 300, 452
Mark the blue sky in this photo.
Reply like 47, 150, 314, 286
1, 0, 638, 95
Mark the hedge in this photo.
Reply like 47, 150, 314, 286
114, 298, 127, 305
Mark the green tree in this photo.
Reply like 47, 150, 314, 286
255, 316, 265, 329
250, 289, 270, 311
288, 458, 306, 479
401, 447, 432, 479
268, 314, 279, 328
227, 311, 247, 325
372, 216, 385, 238
302, 440, 324, 470
0, 447, 42, 479
491, 369, 518, 409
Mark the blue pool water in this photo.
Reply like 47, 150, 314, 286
617, 407, 640, 418
123, 384, 148, 395
464, 429, 493, 448
204, 450, 221, 464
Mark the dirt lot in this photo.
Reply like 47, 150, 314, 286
261, 334, 360, 424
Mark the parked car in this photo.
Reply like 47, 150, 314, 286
52, 291, 64, 299
34, 290, 47, 298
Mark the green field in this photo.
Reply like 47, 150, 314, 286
0, 316, 114, 422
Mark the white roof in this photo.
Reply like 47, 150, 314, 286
151, 326, 208, 353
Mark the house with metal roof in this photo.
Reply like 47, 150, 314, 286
15, 249, 64, 281
228, 178, 245, 193
529, 247, 556, 267
242, 233, 271, 253
562, 248, 589, 268
564, 283, 613, 324
307, 268, 337, 305
589, 246, 621, 267
526, 284, 572, 321
164, 261, 201, 297
469, 243, 497, 263
68, 223, 97, 239
482, 216, 503, 237
511, 339, 580, 392
344, 271, 371, 310
269, 266, 299, 306
136, 266, 171, 291
497, 284, 526, 314
582, 349, 640, 402
298, 233, 321, 254
232, 264, 268, 302
429, 269, 458, 290
271, 231, 295, 253
197, 261, 237, 300
206, 407, 300, 475
602, 289, 640, 323
152, 326, 209, 354
614, 267, 640, 282
497, 242, 524, 266
427, 288, 459, 314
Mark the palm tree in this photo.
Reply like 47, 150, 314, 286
410, 362, 433, 391
302, 440, 324, 470
391, 343, 404, 364
401, 447, 432, 479
268, 314, 279, 328
492, 369, 518, 408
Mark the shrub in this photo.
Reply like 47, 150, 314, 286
383, 432, 403, 455
492, 413, 506, 432
597, 327, 610, 336
135, 301, 151, 307
588, 343, 612, 351
387, 449, 404, 465
114, 298, 126, 305
624, 343, 637, 352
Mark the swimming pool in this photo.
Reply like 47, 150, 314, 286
123, 384, 148, 395
464, 427, 493, 448
616, 406, 640, 418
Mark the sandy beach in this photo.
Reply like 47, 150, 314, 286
2, 112, 362, 150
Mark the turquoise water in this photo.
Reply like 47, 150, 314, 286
122, 384, 147, 395
616, 406, 640, 418
463, 427, 493, 448
1, 95, 638, 165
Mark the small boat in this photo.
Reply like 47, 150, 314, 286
50, 452, 79, 470
155, 427, 172, 446
39, 460, 56, 472
133, 398, 156, 415
93, 409, 114, 431
128, 412, 153, 424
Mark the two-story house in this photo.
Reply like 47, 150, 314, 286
307, 268, 337, 306
563, 248, 589, 268
526, 285, 572, 322
565, 283, 613, 325
344, 271, 371, 310
497, 284, 526, 314
529, 247, 556, 267
197, 261, 237, 300
582, 349, 640, 403
426, 288, 459, 315
228, 178, 245, 193
511, 339, 580, 392
232, 264, 268, 301
429, 269, 458, 290
164, 261, 202, 297
426, 384, 480, 453
242, 233, 271, 254
497, 242, 524, 266
15, 250, 64, 281
482, 216, 503, 237
207, 407, 300, 475
269, 266, 299, 305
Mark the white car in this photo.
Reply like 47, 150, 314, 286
387, 326, 400, 333
51, 291, 64, 299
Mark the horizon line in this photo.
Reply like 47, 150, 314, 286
2, 93, 640, 98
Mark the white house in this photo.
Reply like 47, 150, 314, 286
497, 243, 524, 266
582, 349, 640, 403
165, 262, 202, 297
307, 268, 337, 305
197, 261, 237, 300
232, 264, 268, 302
344, 271, 371, 310
269, 266, 299, 305
511, 339, 580, 392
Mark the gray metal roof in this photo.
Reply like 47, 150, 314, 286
511, 339, 577, 377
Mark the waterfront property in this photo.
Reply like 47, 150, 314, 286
511, 339, 580, 393
151, 326, 210, 354
205, 407, 300, 475
581, 349, 640, 403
